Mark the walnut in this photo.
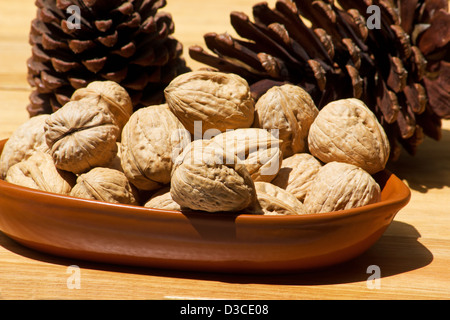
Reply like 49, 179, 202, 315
71, 80, 133, 132
253, 84, 319, 158
44, 99, 120, 174
308, 98, 390, 174
271, 153, 322, 202
5, 151, 76, 195
170, 139, 257, 212
212, 128, 282, 182
0, 114, 50, 179
144, 187, 181, 211
103, 142, 123, 172
70, 167, 139, 205
303, 161, 381, 214
247, 181, 308, 215
120, 104, 191, 191
164, 70, 255, 135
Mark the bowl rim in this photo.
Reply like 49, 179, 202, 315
0, 139, 411, 225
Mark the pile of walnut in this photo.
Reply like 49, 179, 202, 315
0, 70, 390, 215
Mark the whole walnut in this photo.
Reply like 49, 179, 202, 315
308, 98, 390, 174
164, 70, 255, 135
170, 140, 257, 213
0, 114, 50, 179
144, 187, 182, 211
5, 151, 76, 195
71, 80, 133, 133
271, 153, 322, 202
303, 161, 381, 214
247, 181, 308, 215
212, 128, 282, 182
44, 99, 120, 174
120, 104, 191, 191
253, 84, 319, 158
70, 167, 139, 205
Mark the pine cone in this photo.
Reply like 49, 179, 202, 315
27, 0, 190, 116
189, 0, 449, 160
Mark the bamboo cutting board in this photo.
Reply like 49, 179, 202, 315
0, 0, 449, 300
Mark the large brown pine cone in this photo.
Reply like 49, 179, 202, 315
27, 0, 190, 116
189, 0, 449, 160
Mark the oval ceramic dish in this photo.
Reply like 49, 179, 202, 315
0, 139, 410, 273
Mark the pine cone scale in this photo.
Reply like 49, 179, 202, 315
26, 0, 189, 116
189, 0, 449, 159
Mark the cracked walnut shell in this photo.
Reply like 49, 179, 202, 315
120, 104, 191, 191
44, 99, 120, 174
271, 153, 322, 202
303, 162, 381, 214
247, 181, 308, 216
253, 84, 319, 158
308, 98, 390, 174
170, 140, 257, 213
212, 128, 282, 182
164, 70, 255, 134
5, 151, 76, 195
70, 167, 139, 205
0, 114, 50, 179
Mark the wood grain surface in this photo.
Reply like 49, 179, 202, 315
0, 0, 449, 300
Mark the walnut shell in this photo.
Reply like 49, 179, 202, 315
5, 151, 76, 195
247, 181, 308, 215
103, 142, 123, 172
144, 187, 181, 211
212, 128, 282, 182
308, 98, 390, 174
303, 161, 381, 214
253, 84, 319, 158
71, 81, 133, 132
120, 104, 191, 191
271, 153, 322, 202
170, 140, 257, 212
70, 167, 139, 205
44, 100, 120, 174
164, 70, 255, 134
0, 114, 50, 179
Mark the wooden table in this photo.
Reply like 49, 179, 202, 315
0, 0, 449, 300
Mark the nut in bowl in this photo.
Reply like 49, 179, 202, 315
0, 78, 411, 273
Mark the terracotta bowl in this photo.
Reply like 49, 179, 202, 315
0, 139, 410, 273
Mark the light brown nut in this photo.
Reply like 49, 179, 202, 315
247, 181, 308, 215
71, 80, 133, 132
253, 84, 319, 158
0, 114, 50, 179
5, 151, 76, 195
271, 153, 322, 202
170, 139, 257, 213
212, 128, 282, 182
103, 142, 123, 172
70, 167, 139, 205
120, 104, 191, 191
44, 100, 120, 174
308, 98, 390, 174
303, 161, 381, 214
144, 187, 181, 211
164, 70, 255, 134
